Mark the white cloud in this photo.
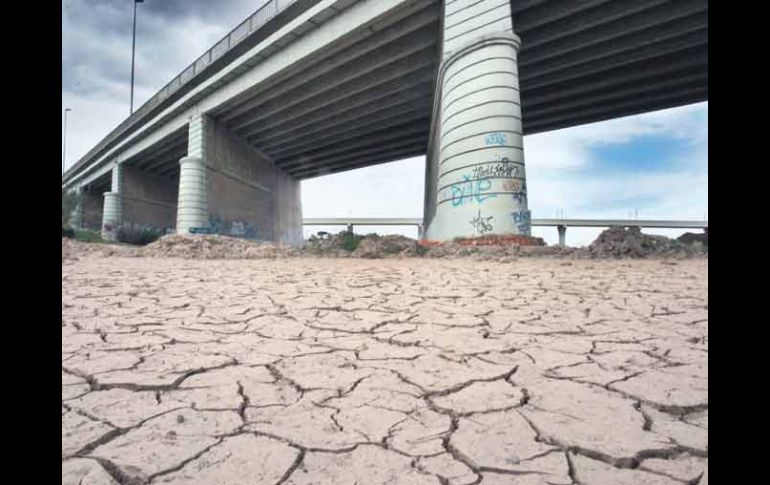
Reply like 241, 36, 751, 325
302, 103, 708, 247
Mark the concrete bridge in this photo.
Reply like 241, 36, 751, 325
62, 0, 708, 243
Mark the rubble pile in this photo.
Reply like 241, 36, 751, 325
452, 233, 546, 247
61, 238, 137, 261
63, 226, 708, 261
678, 231, 708, 247
138, 235, 300, 259
585, 226, 703, 258
352, 234, 418, 258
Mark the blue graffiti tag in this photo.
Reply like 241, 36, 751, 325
511, 210, 531, 235
511, 210, 531, 224
451, 175, 497, 206
485, 132, 507, 146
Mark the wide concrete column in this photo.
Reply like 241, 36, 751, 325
101, 164, 123, 240
175, 113, 303, 244
424, 0, 529, 241
120, 165, 178, 232
68, 187, 84, 229
81, 188, 104, 231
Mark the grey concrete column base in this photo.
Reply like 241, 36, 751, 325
69, 195, 84, 230
175, 156, 208, 235
557, 225, 567, 247
102, 192, 122, 241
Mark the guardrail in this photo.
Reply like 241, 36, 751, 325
302, 218, 708, 246
64, 0, 299, 183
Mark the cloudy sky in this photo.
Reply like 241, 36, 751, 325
62, 0, 708, 246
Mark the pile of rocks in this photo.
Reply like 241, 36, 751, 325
61, 238, 137, 261
584, 226, 704, 259
138, 235, 301, 259
352, 234, 418, 258
63, 226, 708, 261
304, 231, 418, 258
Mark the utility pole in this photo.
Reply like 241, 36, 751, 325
62, 108, 72, 175
130, 0, 145, 114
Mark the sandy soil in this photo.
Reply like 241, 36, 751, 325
62, 256, 708, 485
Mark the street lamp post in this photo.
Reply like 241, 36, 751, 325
62, 108, 72, 175
130, 0, 144, 115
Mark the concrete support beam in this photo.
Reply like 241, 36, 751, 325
217, 3, 440, 123
176, 156, 209, 234
101, 164, 123, 240
424, 0, 528, 241
175, 114, 302, 244
557, 224, 566, 247
68, 187, 84, 230
121, 165, 178, 232
264, 102, 430, 155
232, 28, 438, 134
79, 188, 104, 231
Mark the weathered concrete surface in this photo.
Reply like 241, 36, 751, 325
177, 114, 303, 244
121, 165, 178, 232
62, 257, 708, 484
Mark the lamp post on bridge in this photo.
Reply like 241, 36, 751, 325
62, 108, 72, 175
130, 0, 145, 115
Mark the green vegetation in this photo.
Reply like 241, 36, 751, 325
340, 231, 363, 252
74, 230, 104, 243
116, 226, 164, 246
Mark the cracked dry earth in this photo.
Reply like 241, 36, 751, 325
62, 256, 708, 485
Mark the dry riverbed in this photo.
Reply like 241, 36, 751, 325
62, 255, 708, 484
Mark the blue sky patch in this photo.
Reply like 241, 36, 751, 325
588, 135, 687, 174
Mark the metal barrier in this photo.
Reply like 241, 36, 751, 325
140, 0, 297, 121
302, 218, 709, 245
64, 0, 299, 182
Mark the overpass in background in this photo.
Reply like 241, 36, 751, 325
303, 217, 709, 245
62, 0, 708, 243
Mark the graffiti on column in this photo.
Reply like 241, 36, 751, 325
470, 209, 494, 234
485, 132, 508, 146
470, 159, 518, 179
190, 216, 258, 238
209, 214, 223, 234
502, 179, 521, 192
511, 179, 527, 204
511, 210, 531, 234
230, 221, 258, 238
451, 174, 497, 206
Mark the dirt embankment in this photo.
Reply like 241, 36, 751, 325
63, 226, 707, 261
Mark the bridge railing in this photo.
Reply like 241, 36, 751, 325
144, 0, 296, 115
64, 0, 299, 183
302, 218, 708, 246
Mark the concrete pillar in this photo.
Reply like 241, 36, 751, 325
557, 225, 567, 247
174, 113, 303, 243
101, 164, 123, 240
176, 156, 208, 234
424, 0, 529, 241
81, 189, 104, 231
120, 165, 178, 232
68, 187, 84, 229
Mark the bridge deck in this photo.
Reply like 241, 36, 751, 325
63, 0, 707, 187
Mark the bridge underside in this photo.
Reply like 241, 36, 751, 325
200, 0, 708, 180
65, 0, 707, 242
66, 0, 707, 183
